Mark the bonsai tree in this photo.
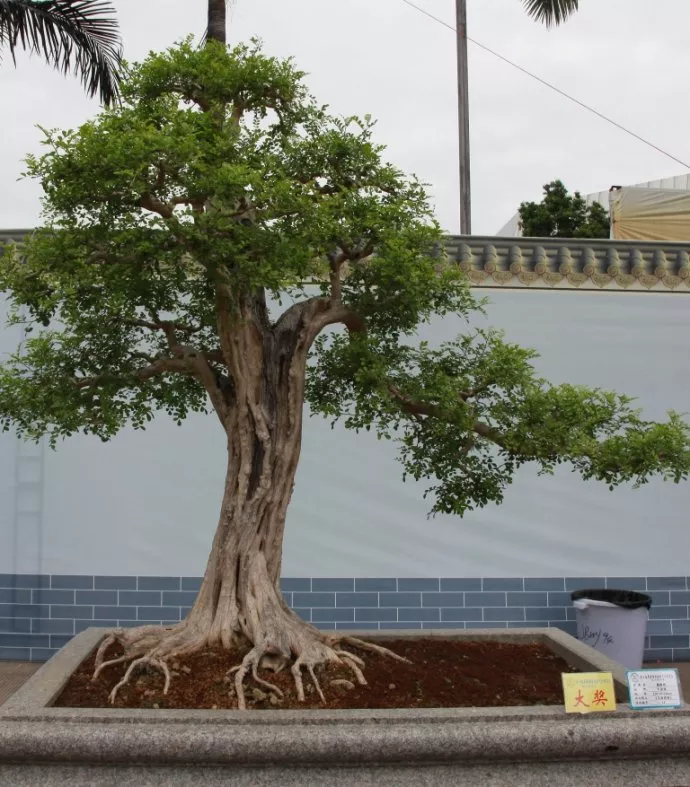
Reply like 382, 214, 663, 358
0, 0, 123, 105
518, 179, 611, 238
1, 40, 688, 708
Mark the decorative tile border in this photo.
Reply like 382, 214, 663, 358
0, 574, 687, 663
7, 230, 690, 293
446, 236, 690, 292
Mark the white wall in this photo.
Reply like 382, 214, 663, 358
0, 310, 20, 572
1, 289, 689, 577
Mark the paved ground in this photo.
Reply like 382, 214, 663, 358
2, 660, 690, 707
0, 662, 40, 705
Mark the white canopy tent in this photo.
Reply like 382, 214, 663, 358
609, 187, 690, 241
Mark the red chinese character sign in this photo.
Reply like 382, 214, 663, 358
562, 673, 617, 714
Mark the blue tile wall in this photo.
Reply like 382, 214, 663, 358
483, 578, 524, 592
565, 578, 607, 592
50, 576, 94, 590
0, 575, 688, 663
95, 576, 137, 590
355, 578, 397, 592
440, 578, 482, 591
524, 578, 565, 591
312, 578, 354, 592
138, 577, 180, 591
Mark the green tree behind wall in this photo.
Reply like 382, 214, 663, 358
518, 180, 610, 239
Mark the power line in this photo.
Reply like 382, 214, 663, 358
400, 0, 690, 170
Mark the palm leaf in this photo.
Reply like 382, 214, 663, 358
0, 0, 122, 105
522, 0, 579, 26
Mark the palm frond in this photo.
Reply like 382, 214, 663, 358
0, 0, 123, 105
522, 0, 579, 27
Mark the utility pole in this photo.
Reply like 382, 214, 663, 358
456, 0, 471, 234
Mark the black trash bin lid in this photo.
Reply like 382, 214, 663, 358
571, 588, 652, 610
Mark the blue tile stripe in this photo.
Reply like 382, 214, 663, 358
0, 575, 687, 663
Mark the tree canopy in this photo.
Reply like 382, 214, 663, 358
0, 40, 688, 520
518, 179, 611, 239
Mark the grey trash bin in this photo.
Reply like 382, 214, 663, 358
570, 588, 652, 670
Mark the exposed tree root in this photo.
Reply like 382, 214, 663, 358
336, 636, 412, 664
229, 646, 285, 709
335, 651, 368, 686
108, 655, 172, 704
93, 619, 412, 708
91, 621, 207, 703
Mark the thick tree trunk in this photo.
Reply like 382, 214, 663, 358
93, 297, 408, 705
180, 295, 317, 656
183, 396, 306, 661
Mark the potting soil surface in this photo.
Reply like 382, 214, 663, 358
55, 638, 577, 710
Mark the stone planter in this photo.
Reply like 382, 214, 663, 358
1, 627, 689, 786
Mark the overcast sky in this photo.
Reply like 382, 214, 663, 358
2, 0, 689, 235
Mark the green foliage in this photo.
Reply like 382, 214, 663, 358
308, 328, 690, 514
1, 38, 688, 517
518, 179, 610, 239
0, 39, 462, 439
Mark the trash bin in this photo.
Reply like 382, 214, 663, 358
571, 588, 652, 670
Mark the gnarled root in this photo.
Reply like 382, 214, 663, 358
108, 655, 172, 704
94, 618, 411, 708
228, 630, 411, 709
91, 621, 209, 704
228, 647, 284, 709
335, 635, 412, 664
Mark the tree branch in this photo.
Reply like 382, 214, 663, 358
87, 247, 138, 266
327, 250, 347, 305
472, 420, 506, 444
144, 309, 230, 422
386, 385, 440, 419
385, 384, 505, 444
159, 321, 179, 352
170, 195, 205, 213
140, 193, 175, 219
326, 242, 374, 307
204, 349, 226, 364
142, 163, 205, 215
176, 345, 230, 422
231, 102, 244, 125
310, 303, 367, 344
122, 318, 204, 339
459, 383, 492, 402
181, 86, 211, 112
73, 357, 189, 389
73, 348, 229, 423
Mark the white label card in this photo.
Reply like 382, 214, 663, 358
627, 669, 683, 710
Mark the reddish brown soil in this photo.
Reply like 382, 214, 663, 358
55, 638, 576, 710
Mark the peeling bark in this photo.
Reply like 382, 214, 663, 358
94, 295, 406, 706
